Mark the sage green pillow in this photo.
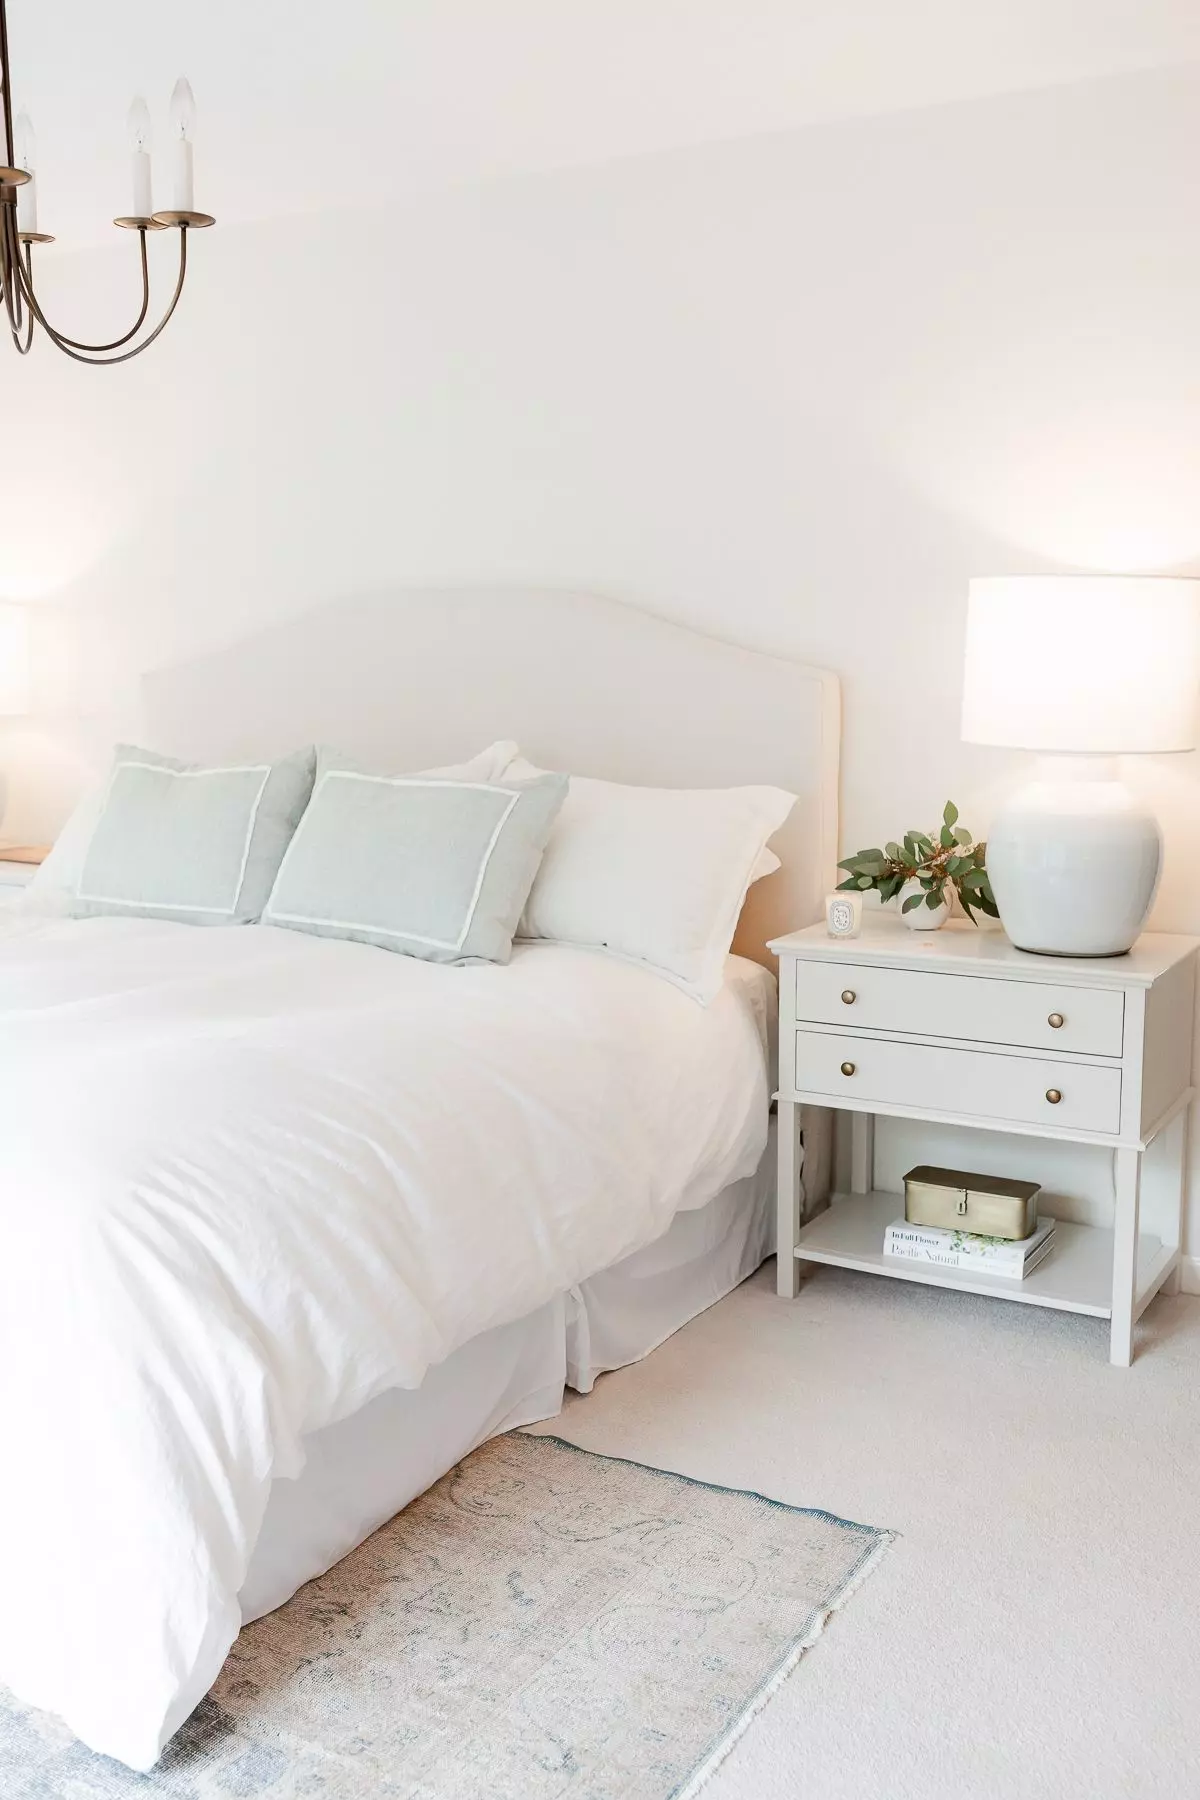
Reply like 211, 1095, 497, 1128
261, 752, 569, 964
73, 744, 316, 925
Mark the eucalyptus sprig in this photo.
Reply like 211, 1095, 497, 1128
836, 801, 999, 925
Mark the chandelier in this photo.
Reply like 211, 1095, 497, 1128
0, 0, 214, 364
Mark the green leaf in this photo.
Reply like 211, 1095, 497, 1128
954, 826, 972, 845
960, 868, 987, 890
903, 833, 917, 859
926, 887, 943, 910
835, 877, 858, 891
911, 832, 934, 852
856, 875, 874, 889
885, 841, 903, 862
939, 826, 955, 849
943, 801, 959, 827
901, 892, 924, 914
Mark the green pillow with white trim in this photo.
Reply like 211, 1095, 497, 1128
262, 751, 568, 964
73, 743, 316, 925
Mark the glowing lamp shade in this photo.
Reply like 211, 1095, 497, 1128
962, 576, 1200, 755
0, 604, 30, 716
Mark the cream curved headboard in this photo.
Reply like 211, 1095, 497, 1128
143, 588, 840, 968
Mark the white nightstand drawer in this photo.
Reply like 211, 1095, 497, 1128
794, 1030, 1123, 1134
796, 961, 1124, 1058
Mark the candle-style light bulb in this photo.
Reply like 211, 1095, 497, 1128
127, 96, 153, 218
14, 109, 37, 232
14, 108, 34, 170
168, 77, 196, 212
169, 77, 195, 142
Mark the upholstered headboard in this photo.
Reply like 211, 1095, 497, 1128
142, 588, 840, 967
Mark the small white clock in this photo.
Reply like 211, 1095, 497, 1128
825, 892, 863, 938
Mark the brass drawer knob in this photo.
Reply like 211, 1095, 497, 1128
840, 1061, 856, 1077
1045, 1088, 1063, 1105
1048, 1012, 1065, 1029
840, 989, 856, 1005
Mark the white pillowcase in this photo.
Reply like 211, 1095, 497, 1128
24, 740, 519, 918
501, 755, 795, 1003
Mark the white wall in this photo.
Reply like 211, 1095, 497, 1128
4, 64, 1200, 1245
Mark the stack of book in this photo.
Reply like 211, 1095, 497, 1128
884, 1215, 1056, 1279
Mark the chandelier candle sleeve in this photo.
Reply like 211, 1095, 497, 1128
169, 78, 195, 212
14, 109, 35, 233
128, 98, 153, 218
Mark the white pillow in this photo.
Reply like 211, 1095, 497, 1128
502, 756, 795, 1003
21, 785, 107, 915
23, 740, 519, 918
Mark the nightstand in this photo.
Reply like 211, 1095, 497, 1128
770, 915, 1199, 1365
0, 844, 48, 907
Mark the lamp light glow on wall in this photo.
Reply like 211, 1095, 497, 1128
962, 576, 1200, 957
0, 601, 30, 715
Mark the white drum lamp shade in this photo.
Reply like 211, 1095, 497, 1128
0, 604, 30, 716
962, 576, 1200, 956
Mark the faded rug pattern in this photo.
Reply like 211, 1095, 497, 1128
0, 1433, 891, 1799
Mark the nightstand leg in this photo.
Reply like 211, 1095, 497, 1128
777, 1098, 802, 1298
1110, 1147, 1142, 1367
1163, 1109, 1188, 1296
850, 1112, 875, 1195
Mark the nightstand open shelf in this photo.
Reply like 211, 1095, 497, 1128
794, 1189, 1176, 1321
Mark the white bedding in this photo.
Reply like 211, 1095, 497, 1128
0, 916, 771, 1769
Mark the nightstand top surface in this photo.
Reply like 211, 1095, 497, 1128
768, 913, 1200, 988
0, 845, 49, 888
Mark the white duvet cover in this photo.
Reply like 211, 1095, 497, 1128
0, 916, 770, 1769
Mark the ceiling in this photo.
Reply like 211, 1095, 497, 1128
8, 0, 1200, 244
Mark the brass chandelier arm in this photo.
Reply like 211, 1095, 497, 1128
40, 228, 153, 353
12, 241, 34, 352
1, 205, 31, 350
13, 224, 190, 366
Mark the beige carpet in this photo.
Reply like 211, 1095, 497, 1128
1, 1431, 890, 1799
530, 1262, 1200, 1800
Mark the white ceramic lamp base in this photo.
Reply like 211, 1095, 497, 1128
987, 760, 1162, 957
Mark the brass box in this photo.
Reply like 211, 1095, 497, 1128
903, 1165, 1041, 1240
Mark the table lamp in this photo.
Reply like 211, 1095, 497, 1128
961, 575, 1200, 957
0, 602, 30, 836
0, 604, 29, 717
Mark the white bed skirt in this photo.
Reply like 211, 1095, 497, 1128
240, 1128, 776, 1623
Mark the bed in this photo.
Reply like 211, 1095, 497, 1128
0, 587, 839, 1769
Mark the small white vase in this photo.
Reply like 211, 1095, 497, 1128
898, 878, 950, 931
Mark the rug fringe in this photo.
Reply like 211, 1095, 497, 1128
670, 1528, 897, 1800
